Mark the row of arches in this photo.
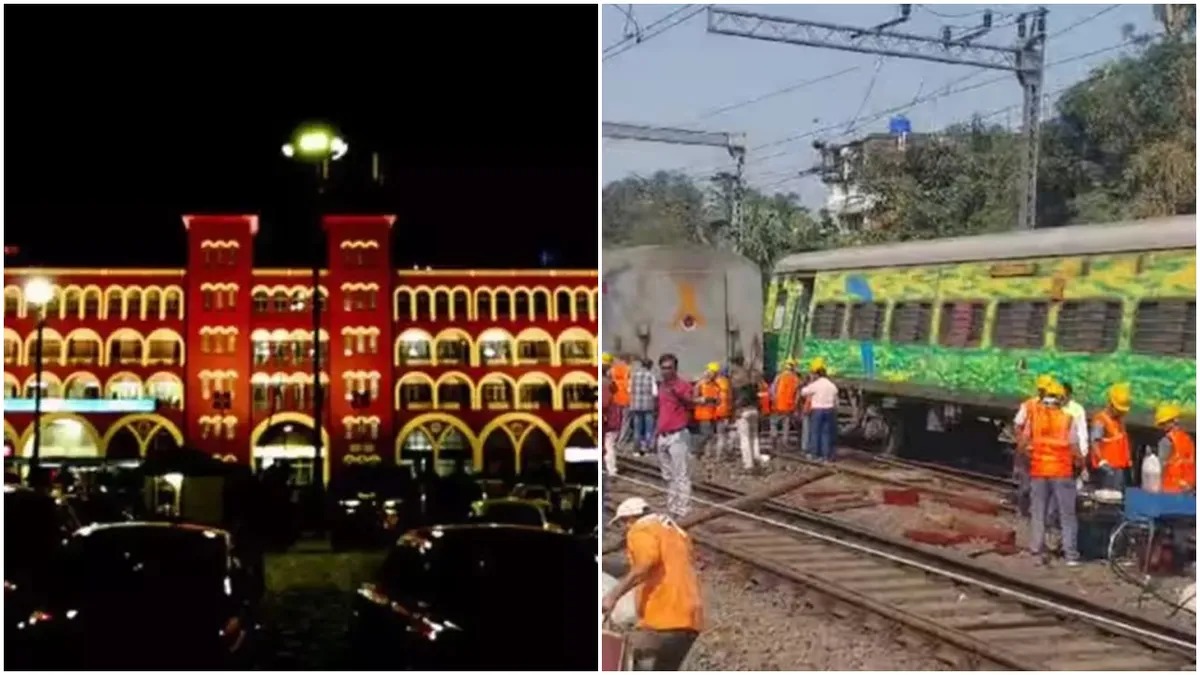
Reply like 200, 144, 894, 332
251, 285, 328, 315
393, 285, 598, 323
394, 326, 596, 367
394, 370, 596, 411
3, 411, 598, 479
3, 371, 184, 405
4, 284, 185, 321
5, 327, 186, 368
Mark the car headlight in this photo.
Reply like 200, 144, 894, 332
340, 499, 361, 508
383, 499, 400, 510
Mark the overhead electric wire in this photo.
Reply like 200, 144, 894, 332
604, 5, 707, 62
716, 35, 1148, 190
687, 65, 862, 124
603, 4, 693, 54
664, 7, 1143, 183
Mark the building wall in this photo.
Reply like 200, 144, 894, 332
2, 214, 599, 479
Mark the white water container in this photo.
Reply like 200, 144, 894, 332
1142, 451, 1163, 493
603, 572, 638, 629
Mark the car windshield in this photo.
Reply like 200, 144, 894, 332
476, 502, 545, 528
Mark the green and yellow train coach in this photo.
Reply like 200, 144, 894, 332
765, 215, 1195, 456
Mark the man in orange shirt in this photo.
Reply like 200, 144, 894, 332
602, 497, 703, 671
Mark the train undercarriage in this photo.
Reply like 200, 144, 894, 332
835, 385, 1163, 481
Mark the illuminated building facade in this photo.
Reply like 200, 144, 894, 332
2, 214, 599, 483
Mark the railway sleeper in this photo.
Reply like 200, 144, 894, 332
842, 576, 936, 592
895, 599, 1002, 616
1047, 653, 1183, 671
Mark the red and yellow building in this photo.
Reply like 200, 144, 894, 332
2, 214, 598, 482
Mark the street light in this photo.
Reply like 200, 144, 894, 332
281, 122, 349, 516
24, 278, 53, 485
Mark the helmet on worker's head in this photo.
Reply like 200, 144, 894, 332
1108, 383, 1132, 413
1154, 404, 1182, 427
601, 352, 613, 365
706, 361, 720, 374
808, 357, 826, 373
1035, 374, 1054, 392
1043, 380, 1066, 399
783, 358, 797, 369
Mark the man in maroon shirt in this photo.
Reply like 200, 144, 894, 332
655, 353, 708, 520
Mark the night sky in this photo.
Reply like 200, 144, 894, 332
4, 5, 598, 270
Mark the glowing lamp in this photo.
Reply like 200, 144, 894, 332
24, 278, 53, 307
281, 124, 348, 162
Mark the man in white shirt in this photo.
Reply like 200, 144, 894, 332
799, 358, 839, 461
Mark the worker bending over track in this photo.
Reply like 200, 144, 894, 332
603, 497, 703, 671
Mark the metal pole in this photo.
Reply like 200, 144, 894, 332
311, 159, 327, 509
30, 311, 45, 483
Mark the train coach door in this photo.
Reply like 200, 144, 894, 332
786, 276, 816, 363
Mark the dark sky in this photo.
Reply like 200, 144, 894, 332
4, 5, 597, 269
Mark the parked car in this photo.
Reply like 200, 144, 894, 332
330, 465, 420, 549
15, 522, 261, 670
348, 524, 596, 670
468, 497, 561, 532
5, 486, 81, 669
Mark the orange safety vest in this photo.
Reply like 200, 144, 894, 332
1162, 428, 1196, 493
715, 376, 731, 420
1029, 404, 1074, 479
611, 362, 630, 407
1090, 410, 1131, 470
757, 381, 771, 415
772, 371, 801, 414
695, 379, 720, 422
626, 515, 703, 632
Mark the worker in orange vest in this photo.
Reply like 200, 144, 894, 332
1012, 373, 1055, 517
609, 354, 633, 450
1025, 381, 1083, 566
1089, 383, 1133, 491
1155, 405, 1195, 493
693, 363, 723, 460
768, 359, 801, 450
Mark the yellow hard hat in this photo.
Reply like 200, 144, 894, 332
808, 357, 826, 373
1043, 381, 1065, 398
1108, 383, 1132, 413
784, 358, 797, 368
706, 362, 720, 373
1155, 404, 1182, 427
601, 353, 613, 365
1035, 374, 1054, 391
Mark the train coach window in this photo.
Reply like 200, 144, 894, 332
1055, 300, 1121, 353
889, 302, 933, 344
1132, 299, 1196, 357
771, 288, 789, 331
938, 301, 986, 348
810, 302, 847, 339
993, 301, 1049, 349
848, 302, 886, 341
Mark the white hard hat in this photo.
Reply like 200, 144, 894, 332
608, 496, 649, 525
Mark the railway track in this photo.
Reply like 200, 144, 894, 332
606, 457, 1196, 671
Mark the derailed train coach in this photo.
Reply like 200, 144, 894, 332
602, 245, 764, 379
766, 215, 1196, 465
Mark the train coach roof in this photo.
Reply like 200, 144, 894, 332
775, 215, 1196, 274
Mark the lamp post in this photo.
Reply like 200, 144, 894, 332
281, 123, 348, 509
23, 278, 54, 484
